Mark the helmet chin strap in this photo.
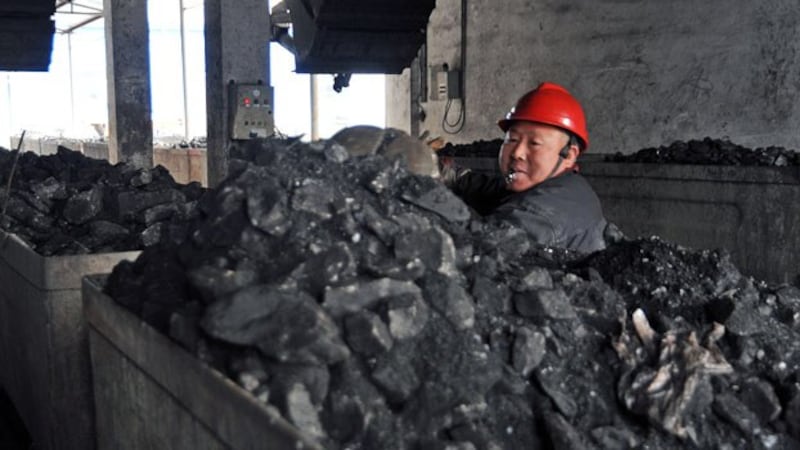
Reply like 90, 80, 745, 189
544, 142, 571, 180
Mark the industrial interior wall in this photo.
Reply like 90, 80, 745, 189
386, 0, 800, 153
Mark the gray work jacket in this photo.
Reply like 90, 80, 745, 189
491, 171, 607, 253
451, 170, 607, 253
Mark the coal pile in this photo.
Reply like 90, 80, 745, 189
0, 145, 205, 255
437, 139, 503, 158
606, 137, 800, 166
168, 136, 207, 149
438, 137, 800, 167
105, 137, 800, 449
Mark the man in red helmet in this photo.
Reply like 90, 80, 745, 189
446, 82, 608, 253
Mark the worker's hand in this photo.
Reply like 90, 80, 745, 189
603, 221, 625, 245
439, 161, 471, 188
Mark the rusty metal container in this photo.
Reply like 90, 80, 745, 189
580, 158, 800, 284
82, 276, 323, 450
0, 231, 139, 450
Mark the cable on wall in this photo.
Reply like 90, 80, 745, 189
442, 0, 467, 134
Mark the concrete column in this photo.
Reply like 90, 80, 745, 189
103, 0, 152, 168
409, 55, 422, 139
204, 0, 271, 187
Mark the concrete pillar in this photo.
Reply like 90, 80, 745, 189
409, 54, 422, 139
103, 0, 152, 168
204, 0, 271, 187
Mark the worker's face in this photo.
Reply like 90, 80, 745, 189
498, 122, 576, 192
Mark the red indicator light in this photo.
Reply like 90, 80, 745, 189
243, 97, 252, 106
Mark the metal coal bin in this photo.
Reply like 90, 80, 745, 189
0, 230, 139, 450
581, 157, 800, 285
82, 275, 323, 450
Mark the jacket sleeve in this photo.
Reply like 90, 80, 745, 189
448, 170, 510, 216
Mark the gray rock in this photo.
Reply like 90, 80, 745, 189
345, 310, 394, 356
741, 377, 782, 424
713, 392, 761, 437
63, 185, 103, 224
323, 278, 423, 318
512, 326, 546, 377
514, 288, 576, 320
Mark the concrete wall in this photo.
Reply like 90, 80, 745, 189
388, 0, 800, 154
9, 136, 82, 155
153, 148, 208, 186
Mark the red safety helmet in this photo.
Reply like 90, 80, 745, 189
498, 82, 589, 151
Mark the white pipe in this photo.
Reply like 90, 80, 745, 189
179, 0, 190, 140
68, 33, 76, 137
310, 74, 319, 141
4, 75, 12, 147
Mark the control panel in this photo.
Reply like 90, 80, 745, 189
229, 82, 274, 139
429, 63, 461, 101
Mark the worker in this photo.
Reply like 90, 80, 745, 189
444, 82, 608, 253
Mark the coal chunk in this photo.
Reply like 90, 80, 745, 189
420, 272, 475, 330
398, 176, 471, 224
512, 326, 546, 377
344, 311, 394, 356
713, 392, 760, 437
514, 288, 577, 320
371, 342, 420, 404
323, 278, 423, 318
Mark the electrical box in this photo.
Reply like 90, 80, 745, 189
446, 69, 461, 99
229, 83, 274, 140
429, 64, 461, 101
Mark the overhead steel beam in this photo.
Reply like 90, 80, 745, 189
58, 13, 102, 34
56, 1, 102, 12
